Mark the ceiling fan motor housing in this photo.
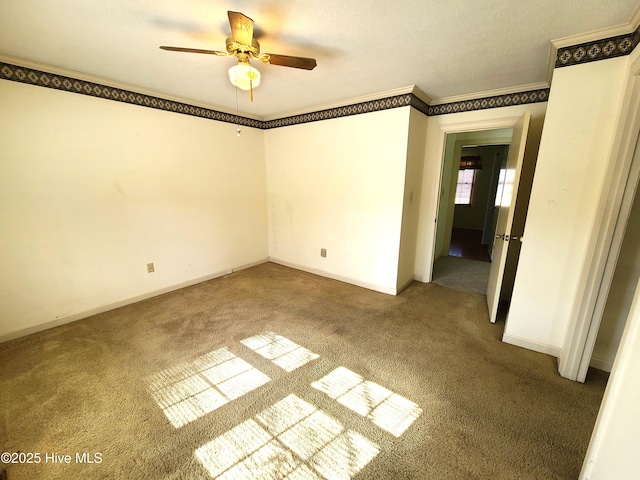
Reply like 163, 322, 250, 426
225, 37, 260, 57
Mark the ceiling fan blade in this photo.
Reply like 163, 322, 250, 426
160, 46, 228, 56
228, 11, 254, 46
264, 53, 317, 70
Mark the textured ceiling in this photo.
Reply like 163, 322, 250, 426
0, 1, 638, 119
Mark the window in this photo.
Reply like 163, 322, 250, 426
494, 168, 507, 207
455, 169, 476, 205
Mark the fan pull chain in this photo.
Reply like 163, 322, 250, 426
250, 79, 254, 102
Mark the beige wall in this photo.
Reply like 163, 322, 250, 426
0, 80, 268, 340
505, 57, 629, 354
581, 275, 640, 479
591, 188, 640, 371
265, 107, 411, 294
433, 133, 458, 262
0, 79, 426, 341
397, 108, 428, 291
0, 74, 551, 344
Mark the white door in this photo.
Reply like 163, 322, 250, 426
486, 111, 531, 323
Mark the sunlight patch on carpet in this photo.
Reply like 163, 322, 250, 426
241, 332, 319, 372
195, 394, 379, 479
312, 366, 422, 437
146, 347, 270, 428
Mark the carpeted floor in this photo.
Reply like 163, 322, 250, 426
0, 262, 607, 479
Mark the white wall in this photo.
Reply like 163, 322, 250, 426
580, 275, 640, 480
265, 107, 411, 294
0, 80, 268, 340
397, 108, 428, 291
414, 104, 546, 282
505, 57, 629, 354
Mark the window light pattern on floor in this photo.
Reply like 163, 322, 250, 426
311, 366, 422, 437
146, 347, 270, 428
195, 394, 379, 480
241, 332, 319, 372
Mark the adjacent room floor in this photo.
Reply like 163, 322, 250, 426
0, 263, 607, 479
449, 228, 491, 262
433, 227, 492, 295
432, 256, 491, 295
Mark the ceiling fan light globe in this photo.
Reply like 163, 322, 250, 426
228, 64, 261, 91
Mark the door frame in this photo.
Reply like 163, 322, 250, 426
427, 116, 524, 280
559, 54, 640, 381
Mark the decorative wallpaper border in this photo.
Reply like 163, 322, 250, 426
408, 94, 430, 117
428, 89, 549, 116
0, 63, 544, 128
555, 23, 640, 68
0, 62, 262, 129
262, 94, 414, 129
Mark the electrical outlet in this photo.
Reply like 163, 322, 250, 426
321, 248, 327, 258
147, 263, 155, 273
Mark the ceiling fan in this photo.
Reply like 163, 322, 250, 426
160, 11, 317, 100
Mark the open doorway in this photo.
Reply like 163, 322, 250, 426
430, 111, 539, 330
449, 144, 510, 263
431, 129, 513, 295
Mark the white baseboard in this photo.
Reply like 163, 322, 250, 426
269, 257, 397, 296
589, 355, 613, 372
502, 333, 561, 357
0, 258, 269, 344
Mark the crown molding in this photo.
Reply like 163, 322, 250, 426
0, 58, 264, 128
0, 53, 263, 121
426, 89, 548, 116
633, 4, 640, 31
0, 55, 427, 123
551, 23, 636, 50
546, 43, 559, 86
410, 86, 432, 106
261, 85, 419, 121
1, 56, 548, 126
430, 82, 549, 106
547, 5, 640, 82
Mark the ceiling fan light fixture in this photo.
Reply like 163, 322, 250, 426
160, 10, 316, 101
228, 63, 261, 91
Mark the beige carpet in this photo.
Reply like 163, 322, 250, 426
0, 262, 607, 479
